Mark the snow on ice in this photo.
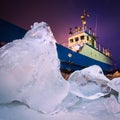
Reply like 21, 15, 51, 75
0, 22, 120, 120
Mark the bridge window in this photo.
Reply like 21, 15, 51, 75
70, 39, 73, 43
87, 36, 89, 41
75, 37, 79, 42
80, 35, 84, 40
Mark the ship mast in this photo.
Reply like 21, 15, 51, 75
80, 10, 89, 30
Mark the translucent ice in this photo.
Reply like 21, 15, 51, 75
68, 65, 111, 100
0, 22, 69, 113
0, 21, 120, 120
107, 77, 120, 103
105, 95, 120, 113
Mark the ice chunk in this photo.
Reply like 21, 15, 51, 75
0, 22, 69, 113
105, 95, 120, 113
68, 65, 111, 100
107, 77, 120, 92
107, 77, 120, 103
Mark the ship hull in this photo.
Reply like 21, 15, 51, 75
56, 43, 113, 73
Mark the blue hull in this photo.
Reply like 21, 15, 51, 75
56, 43, 113, 73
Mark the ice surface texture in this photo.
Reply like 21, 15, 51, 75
0, 22, 69, 113
0, 21, 120, 120
68, 65, 111, 100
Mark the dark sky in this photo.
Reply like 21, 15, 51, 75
0, 0, 120, 66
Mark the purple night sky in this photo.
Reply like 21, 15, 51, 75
0, 0, 120, 67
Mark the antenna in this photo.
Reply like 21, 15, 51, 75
69, 28, 73, 35
95, 15, 98, 36
80, 10, 89, 30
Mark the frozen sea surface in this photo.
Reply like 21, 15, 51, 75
0, 22, 120, 120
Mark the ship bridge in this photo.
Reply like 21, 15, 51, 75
67, 11, 111, 57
